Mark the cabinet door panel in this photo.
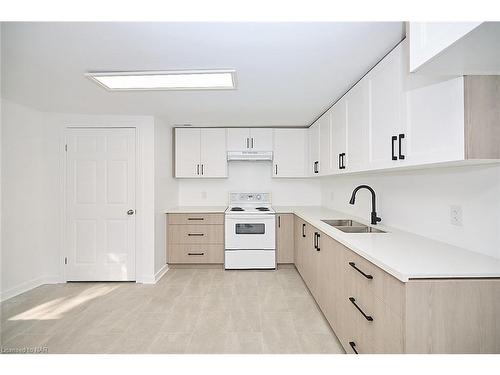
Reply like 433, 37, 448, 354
276, 214, 294, 263
309, 122, 320, 175
250, 128, 273, 151
405, 77, 465, 165
346, 79, 370, 172
368, 43, 405, 169
200, 128, 227, 177
330, 99, 347, 173
175, 128, 201, 178
319, 112, 332, 175
273, 129, 308, 177
227, 128, 250, 151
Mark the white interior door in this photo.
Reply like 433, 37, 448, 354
66, 128, 136, 281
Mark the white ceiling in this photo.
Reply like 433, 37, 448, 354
1, 22, 405, 127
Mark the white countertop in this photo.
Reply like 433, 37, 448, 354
274, 206, 500, 282
166, 206, 227, 213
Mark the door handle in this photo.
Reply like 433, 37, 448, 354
127, 209, 135, 216
341, 153, 346, 169
349, 341, 358, 354
246, 138, 249, 149
313, 232, 318, 249
398, 133, 405, 160
188, 233, 204, 236
278, 215, 281, 228
196, 164, 200, 175
251, 137, 254, 148
349, 297, 374, 321
348, 262, 373, 279
302, 223, 306, 238
275, 164, 278, 175
201, 164, 204, 175
316, 233, 320, 251
188, 252, 205, 256
391, 136, 397, 161
338, 153, 342, 170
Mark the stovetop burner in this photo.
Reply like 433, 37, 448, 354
256, 207, 270, 211
230, 207, 244, 211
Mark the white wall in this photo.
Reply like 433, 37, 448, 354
154, 118, 178, 274
320, 164, 500, 259
178, 161, 321, 206
1, 100, 56, 300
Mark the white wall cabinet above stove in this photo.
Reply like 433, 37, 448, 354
273, 128, 308, 178
174, 128, 227, 178
227, 128, 273, 152
408, 22, 500, 75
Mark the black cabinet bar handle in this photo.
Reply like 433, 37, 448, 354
349, 297, 374, 321
246, 138, 249, 148
188, 252, 204, 256
341, 153, 346, 169
302, 223, 306, 238
391, 136, 397, 160
348, 262, 373, 279
201, 164, 204, 175
251, 138, 254, 149
275, 164, 278, 175
278, 215, 281, 228
187, 217, 204, 221
313, 232, 318, 249
316, 233, 320, 251
188, 233, 204, 236
349, 341, 358, 354
197, 164, 200, 175
398, 133, 405, 160
338, 153, 342, 170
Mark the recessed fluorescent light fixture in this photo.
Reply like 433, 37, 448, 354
85, 70, 237, 91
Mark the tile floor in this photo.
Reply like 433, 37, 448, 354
0, 268, 344, 354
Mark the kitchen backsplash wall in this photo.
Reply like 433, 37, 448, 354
178, 161, 322, 206
320, 164, 500, 259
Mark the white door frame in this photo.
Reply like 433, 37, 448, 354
60, 121, 152, 283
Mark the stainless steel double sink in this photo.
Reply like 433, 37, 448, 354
321, 219, 386, 233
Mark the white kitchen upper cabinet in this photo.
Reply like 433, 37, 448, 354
273, 128, 308, 178
318, 111, 332, 175
409, 22, 483, 73
330, 98, 347, 173
250, 128, 273, 151
175, 128, 201, 178
175, 128, 227, 178
404, 77, 465, 166
309, 121, 320, 175
227, 128, 251, 151
200, 128, 228, 178
346, 79, 370, 172
227, 128, 273, 151
368, 41, 406, 170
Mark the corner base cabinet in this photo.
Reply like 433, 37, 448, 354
293, 214, 500, 354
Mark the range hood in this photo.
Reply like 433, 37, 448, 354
227, 151, 273, 161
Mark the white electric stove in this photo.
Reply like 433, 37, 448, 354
224, 192, 276, 270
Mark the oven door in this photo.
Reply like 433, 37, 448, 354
225, 214, 276, 250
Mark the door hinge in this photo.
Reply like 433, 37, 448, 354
64, 257, 67, 265
65, 144, 68, 152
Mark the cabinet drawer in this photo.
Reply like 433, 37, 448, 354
343, 248, 404, 317
168, 224, 224, 244
168, 244, 224, 264
343, 290, 404, 354
168, 213, 224, 225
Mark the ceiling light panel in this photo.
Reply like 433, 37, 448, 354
86, 70, 236, 91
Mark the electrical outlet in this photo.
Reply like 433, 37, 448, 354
450, 205, 462, 226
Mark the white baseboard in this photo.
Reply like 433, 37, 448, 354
0, 275, 61, 302
138, 264, 169, 284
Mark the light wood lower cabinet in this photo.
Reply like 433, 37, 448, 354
276, 213, 294, 263
293, 214, 500, 354
167, 213, 224, 264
